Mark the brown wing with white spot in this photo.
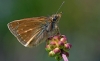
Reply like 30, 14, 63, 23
7, 17, 49, 47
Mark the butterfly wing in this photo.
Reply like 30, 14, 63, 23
7, 16, 49, 47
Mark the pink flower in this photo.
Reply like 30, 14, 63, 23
45, 35, 72, 61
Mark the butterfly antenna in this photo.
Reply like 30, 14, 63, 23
56, 1, 65, 14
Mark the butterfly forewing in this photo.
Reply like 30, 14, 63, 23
7, 17, 50, 47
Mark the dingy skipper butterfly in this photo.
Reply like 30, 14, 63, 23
7, 1, 65, 47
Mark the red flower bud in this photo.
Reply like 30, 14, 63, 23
64, 43, 72, 49
50, 41, 56, 45
53, 35, 60, 40
58, 41, 64, 46
53, 48, 61, 54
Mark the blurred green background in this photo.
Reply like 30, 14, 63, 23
0, 0, 100, 61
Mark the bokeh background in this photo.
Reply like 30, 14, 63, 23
0, 0, 100, 61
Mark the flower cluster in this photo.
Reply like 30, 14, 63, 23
45, 35, 72, 61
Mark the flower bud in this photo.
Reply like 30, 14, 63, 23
53, 47, 61, 54
53, 35, 60, 40
64, 43, 72, 49
58, 41, 64, 46
49, 51, 55, 57
45, 45, 52, 51
60, 37, 67, 43
50, 41, 56, 45
61, 35, 68, 40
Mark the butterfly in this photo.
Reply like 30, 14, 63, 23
7, 13, 62, 47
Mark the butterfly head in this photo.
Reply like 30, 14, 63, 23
51, 12, 62, 23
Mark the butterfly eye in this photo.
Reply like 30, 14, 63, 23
53, 16, 58, 22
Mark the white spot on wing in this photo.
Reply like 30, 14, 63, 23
24, 29, 33, 33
